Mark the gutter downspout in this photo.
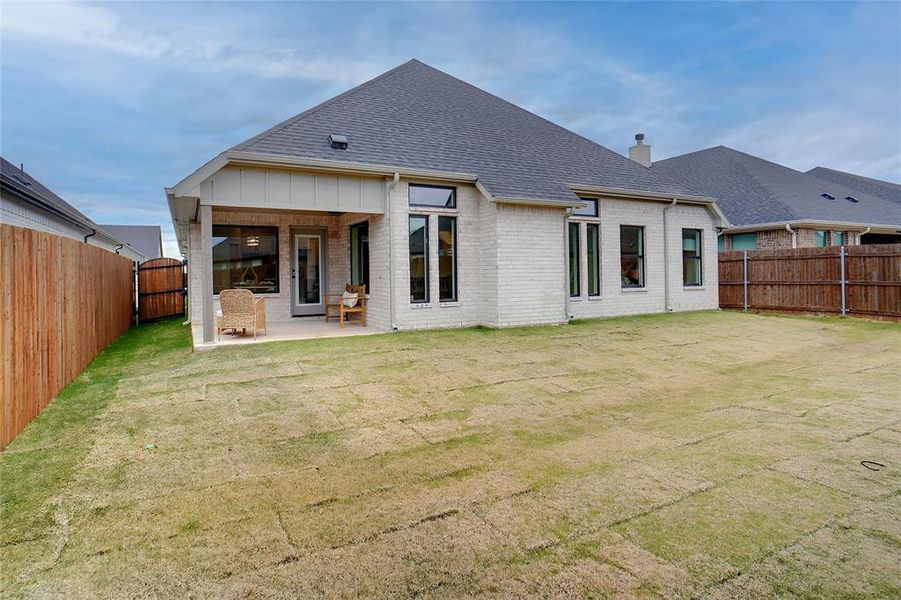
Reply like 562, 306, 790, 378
785, 223, 797, 248
83, 228, 96, 244
663, 198, 677, 312
115, 244, 124, 255
563, 208, 573, 321
387, 172, 400, 331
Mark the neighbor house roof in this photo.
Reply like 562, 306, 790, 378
98, 224, 163, 258
228, 59, 702, 204
806, 167, 901, 205
652, 146, 901, 228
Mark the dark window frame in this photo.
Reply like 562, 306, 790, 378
438, 216, 458, 302
682, 228, 703, 287
587, 223, 601, 297
349, 221, 370, 291
620, 225, 645, 289
409, 184, 457, 209
574, 198, 599, 217
211, 224, 280, 295
568, 221, 581, 298
409, 215, 430, 303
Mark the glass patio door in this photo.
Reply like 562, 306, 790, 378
293, 233, 324, 315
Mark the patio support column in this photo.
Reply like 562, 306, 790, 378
199, 204, 214, 343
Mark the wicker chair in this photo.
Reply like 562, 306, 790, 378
324, 284, 367, 328
217, 289, 267, 340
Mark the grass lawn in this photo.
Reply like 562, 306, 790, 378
2, 311, 899, 598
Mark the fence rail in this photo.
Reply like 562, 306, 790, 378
718, 243, 901, 320
1, 224, 134, 449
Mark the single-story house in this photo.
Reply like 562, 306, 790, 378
166, 59, 727, 344
98, 224, 164, 259
1, 157, 150, 262
648, 145, 901, 251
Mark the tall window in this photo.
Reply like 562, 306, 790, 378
409, 184, 456, 208
587, 223, 600, 297
731, 233, 757, 251
620, 225, 644, 288
211, 225, 279, 294
682, 229, 703, 286
568, 222, 580, 297
409, 216, 429, 303
574, 198, 598, 217
350, 221, 369, 291
438, 216, 457, 302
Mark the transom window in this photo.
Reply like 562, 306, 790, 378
682, 229, 703, 287
409, 184, 456, 208
574, 198, 598, 217
620, 225, 645, 288
211, 225, 279, 294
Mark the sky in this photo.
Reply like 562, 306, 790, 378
1, 1, 899, 257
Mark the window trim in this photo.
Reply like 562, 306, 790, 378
211, 224, 280, 295
682, 228, 703, 287
409, 214, 430, 304
409, 183, 457, 209
587, 223, 601, 297
574, 198, 599, 218
349, 221, 369, 291
568, 221, 581, 298
620, 225, 645, 289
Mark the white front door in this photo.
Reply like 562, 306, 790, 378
293, 233, 324, 316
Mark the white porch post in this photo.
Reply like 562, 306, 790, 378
199, 204, 214, 343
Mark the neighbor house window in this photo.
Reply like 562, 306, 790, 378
438, 216, 457, 302
620, 225, 644, 288
409, 184, 456, 208
587, 223, 600, 297
350, 221, 369, 291
832, 231, 844, 246
682, 229, 703, 286
211, 225, 279, 294
574, 198, 598, 217
568, 222, 580, 297
718, 235, 726, 252
731, 233, 757, 251
409, 216, 429, 302
815, 231, 828, 247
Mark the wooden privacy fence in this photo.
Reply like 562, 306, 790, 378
1, 224, 134, 449
138, 257, 186, 322
719, 243, 901, 320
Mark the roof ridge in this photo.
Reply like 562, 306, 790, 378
232, 59, 421, 152
809, 166, 901, 190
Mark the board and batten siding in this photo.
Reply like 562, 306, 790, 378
199, 166, 386, 213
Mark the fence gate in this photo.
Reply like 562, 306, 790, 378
138, 257, 186, 322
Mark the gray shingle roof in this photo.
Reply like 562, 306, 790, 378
232, 59, 698, 203
652, 146, 901, 227
1, 157, 99, 229
806, 167, 901, 205
98, 224, 163, 258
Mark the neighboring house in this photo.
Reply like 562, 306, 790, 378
649, 145, 901, 251
1, 157, 150, 262
98, 224, 164, 259
167, 59, 726, 343
806, 167, 901, 245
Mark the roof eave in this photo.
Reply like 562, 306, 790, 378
725, 220, 901, 234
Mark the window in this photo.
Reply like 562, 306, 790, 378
833, 231, 844, 246
350, 222, 369, 291
731, 233, 757, 251
620, 225, 644, 288
718, 235, 726, 253
211, 225, 279, 294
815, 230, 828, 247
568, 222, 580, 297
574, 198, 598, 217
438, 216, 457, 302
682, 229, 703, 286
409, 184, 456, 208
409, 216, 429, 302
587, 223, 600, 297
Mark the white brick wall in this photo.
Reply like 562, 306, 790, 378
567, 199, 718, 319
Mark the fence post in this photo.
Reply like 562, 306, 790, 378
840, 245, 847, 316
743, 250, 749, 312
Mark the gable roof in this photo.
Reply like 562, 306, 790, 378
652, 146, 900, 228
1, 157, 100, 230
229, 59, 699, 203
98, 224, 163, 258
806, 166, 901, 205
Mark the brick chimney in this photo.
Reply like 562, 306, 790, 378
628, 133, 651, 167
